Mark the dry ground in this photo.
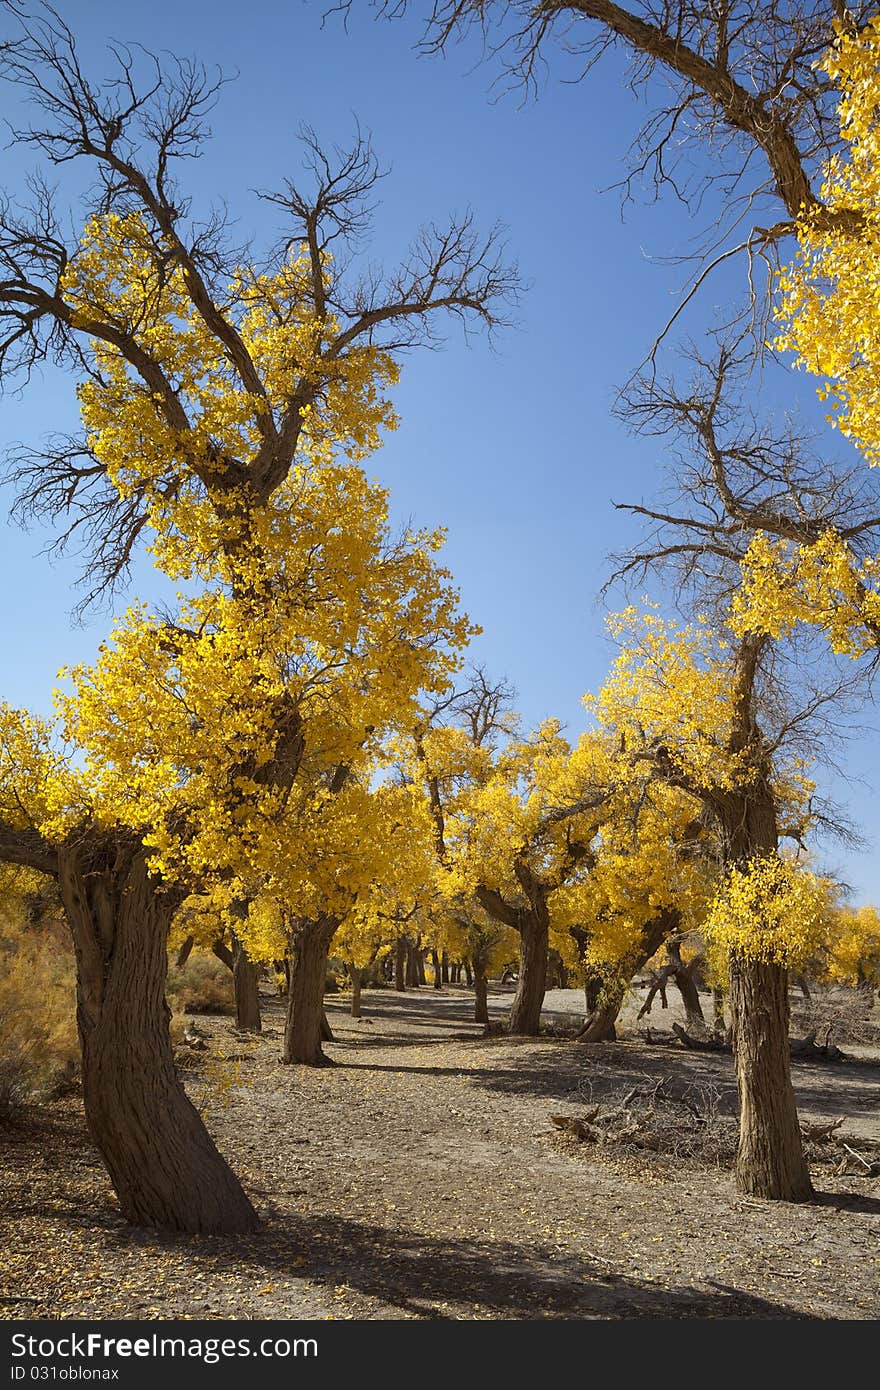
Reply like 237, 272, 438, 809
2, 984, 879, 1321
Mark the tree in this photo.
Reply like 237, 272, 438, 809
171, 899, 263, 1033
353, 1, 872, 321
359, 3, 880, 1199
0, 4, 515, 1232
592, 603, 834, 1199
559, 783, 708, 1042
403, 670, 615, 1034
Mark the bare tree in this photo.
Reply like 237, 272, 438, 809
341, 1, 875, 354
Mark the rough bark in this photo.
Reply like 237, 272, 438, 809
405, 942, 421, 988
728, 953, 814, 1201
509, 911, 548, 1036
58, 837, 258, 1234
713, 735, 813, 1202
283, 916, 338, 1066
672, 963, 705, 1032
231, 931, 261, 1032
579, 992, 623, 1043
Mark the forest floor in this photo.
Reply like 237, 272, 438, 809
2, 984, 880, 1321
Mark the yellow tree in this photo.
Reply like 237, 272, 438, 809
725, 19, 880, 661
0, 10, 513, 1232
553, 775, 710, 1042
412, 707, 615, 1035
593, 608, 828, 1200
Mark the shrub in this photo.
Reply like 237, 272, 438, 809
166, 952, 235, 1015
0, 909, 79, 1121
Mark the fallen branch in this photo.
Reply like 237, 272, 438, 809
672, 1023, 729, 1052
799, 1116, 845, 1143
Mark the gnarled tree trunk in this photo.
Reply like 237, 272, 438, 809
579, 987, 624, 1042
406, 941, 420, 988
283, 915, 338, 1066
59, 838, 258, 1234
579, 910, 677, 1042
714, 741, 813, 1201
728, 952, 813, 1201
509, 911, 548, 1036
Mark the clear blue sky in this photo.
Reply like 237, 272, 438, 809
2, 0, 879, 898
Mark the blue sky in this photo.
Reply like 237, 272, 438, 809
2, 0, 880, 898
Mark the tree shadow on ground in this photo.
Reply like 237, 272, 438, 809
340, 1044, 742, 1109
202, 1211, 814, 1319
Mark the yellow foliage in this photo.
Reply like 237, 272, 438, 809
823, 904, 880, 985
704, 856, 837, 969
774, 19, 880, 468
0, 211, 476, 986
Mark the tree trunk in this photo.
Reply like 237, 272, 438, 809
394, 938, 406, 992
579, 988, 624, 1042
283, 916, 337, 1066
405, 942, 418, 987
59, 839, 258, 1234
431, 949, 442, 989
231, 931, 261, 1032
584, 972, 602, 1017
441, 949, 449, 984
175, 934, 195, 970
728, 953, 813, 1202
416, 948, 427, 986
713, 759, 813, 1201
464, 958, 473, 986
473, 956, 489, 1026
668, 942, 705, 1033
579, 911, 677, 1042
350, 966, 362, 1018
509, 913, 548, 1036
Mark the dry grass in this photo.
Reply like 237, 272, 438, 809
166, 952, 234, 1016
0, 910, 78, 1121
791, 985, 880, 1047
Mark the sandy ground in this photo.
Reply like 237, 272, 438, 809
2, 984, 879, 1321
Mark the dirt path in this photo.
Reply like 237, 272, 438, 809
2, 986, 879, 1320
